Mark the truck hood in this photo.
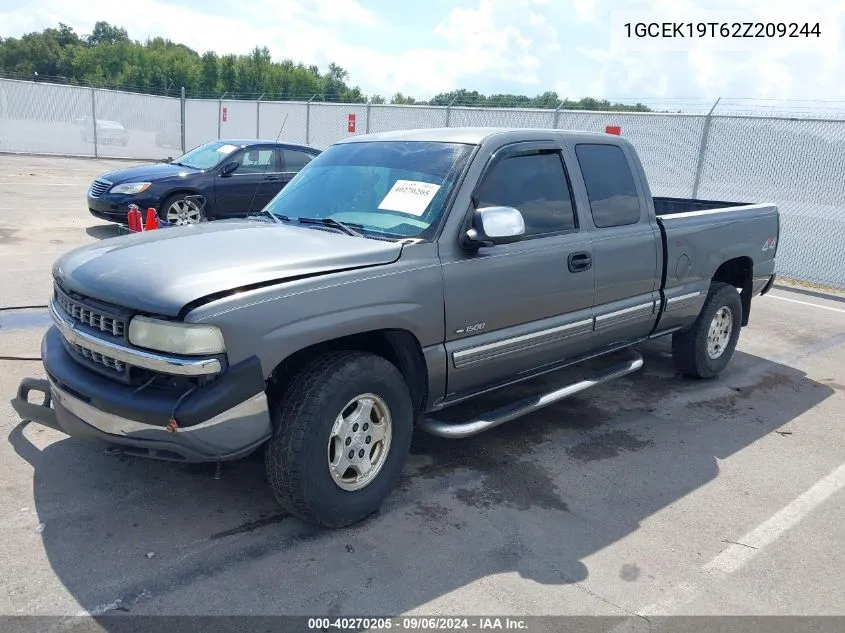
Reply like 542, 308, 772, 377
53, 220, 403, 316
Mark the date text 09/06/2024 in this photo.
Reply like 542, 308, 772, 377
307, 617, 529, 630
623, 22, 821, 38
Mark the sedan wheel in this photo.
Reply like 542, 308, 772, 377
165, 198, 204, 225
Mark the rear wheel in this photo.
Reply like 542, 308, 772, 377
264, 351, 413, 528
672, 281, 743, 379
161, 193, 205, 226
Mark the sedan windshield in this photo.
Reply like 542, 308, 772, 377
262, 141, 475, 239
173, 141, 241, 170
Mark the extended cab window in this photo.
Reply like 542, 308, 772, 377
575, 144, 641, 228
474, 151, 577, 236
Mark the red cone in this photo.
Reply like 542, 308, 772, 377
145, 208, 158, 230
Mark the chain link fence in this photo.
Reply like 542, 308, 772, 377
1, 77, 843, 289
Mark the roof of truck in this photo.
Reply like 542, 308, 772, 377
334, 127, 614, 145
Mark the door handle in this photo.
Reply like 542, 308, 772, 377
264, 175, 281, 181
567, 251, 592, 273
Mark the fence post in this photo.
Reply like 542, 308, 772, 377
305, 95, 316, 145
217, 91, 228, 140
180, 86, 186, 153
366, 99, 371, 134
89, 84, 98, 158
553, 99, 565, 129
691, 97, 721, 199
256, 93, 265, 138
445, 95, 458, 127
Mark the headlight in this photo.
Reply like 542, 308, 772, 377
110, 182, 151, 195
128, 316, 225, 355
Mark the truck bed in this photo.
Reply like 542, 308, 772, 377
653, 196, 752, 216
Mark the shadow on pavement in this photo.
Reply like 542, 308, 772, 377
85, 224, 121, 240
7, 338, 836, 616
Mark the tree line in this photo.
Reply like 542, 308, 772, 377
0, 22, 651, 111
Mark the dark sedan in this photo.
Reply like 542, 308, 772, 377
86, 139, 321, 225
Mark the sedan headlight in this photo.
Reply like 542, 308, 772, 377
110, 182, 151, 195
128, 316, 225, 355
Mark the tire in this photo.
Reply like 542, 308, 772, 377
265, 351, 414, 528
160, 193, 206, 226
672, 281, 743, 379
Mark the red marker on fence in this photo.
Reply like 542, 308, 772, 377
605, 125, 621, 135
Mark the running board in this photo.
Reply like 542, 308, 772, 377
417, 350, 644, 439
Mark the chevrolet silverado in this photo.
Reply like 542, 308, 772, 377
13, 127, 780, 528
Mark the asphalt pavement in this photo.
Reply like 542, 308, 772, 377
1, 155, 844, 629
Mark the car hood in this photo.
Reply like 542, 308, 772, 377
98, 162, 200, 184
53, 221, 403, 316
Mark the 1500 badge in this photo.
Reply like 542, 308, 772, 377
455, 322, 486, 335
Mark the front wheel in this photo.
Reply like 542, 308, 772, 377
160, 193, 206, 226
265, 351, 414, 528
672, 281, 743, 379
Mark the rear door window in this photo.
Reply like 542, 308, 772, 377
574, 144, 641, 228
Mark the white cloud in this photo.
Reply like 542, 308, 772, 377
1, 0, 844, 106
572, 0, 598, 22
579, 0, 845, 103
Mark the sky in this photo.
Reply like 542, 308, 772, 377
1, 0, 844, 107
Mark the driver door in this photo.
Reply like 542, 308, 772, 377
440, 141, 596, 399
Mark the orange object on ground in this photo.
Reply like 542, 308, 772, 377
145, 208, 159, 230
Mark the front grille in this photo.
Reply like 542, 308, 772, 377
69, 341, 126, 373
89, 179, 111, 198
54, 287, 126, 337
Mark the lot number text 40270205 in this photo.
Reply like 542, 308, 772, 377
622, 22, 821, 39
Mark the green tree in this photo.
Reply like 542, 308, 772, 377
0, 21, 652, 112
87, 21, 130, 47
200, 51, 219, 94
390, 92, 416, 105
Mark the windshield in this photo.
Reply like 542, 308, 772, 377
262, 141, 475, 239
173, 141, 241, 170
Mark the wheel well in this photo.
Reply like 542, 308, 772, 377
267, 329, 428, 413
160, 190, 207, 218
712, 256, 753, 326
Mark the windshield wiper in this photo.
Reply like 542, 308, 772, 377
258, 209, 291, 224
297, 216, 363, 237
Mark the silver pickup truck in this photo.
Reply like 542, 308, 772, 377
13, 127, 780, 528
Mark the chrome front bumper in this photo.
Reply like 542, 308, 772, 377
12, 377, 272, 463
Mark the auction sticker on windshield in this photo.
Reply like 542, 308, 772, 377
378, 180, 441, 216
216, 144, 237, 154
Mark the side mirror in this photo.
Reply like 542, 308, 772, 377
464, 206, 525, 249
219, 161, 239, 177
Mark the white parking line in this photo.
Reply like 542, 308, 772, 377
612, 460, 845, 622
768, 294, 845, 314
703, 461, 845, 575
